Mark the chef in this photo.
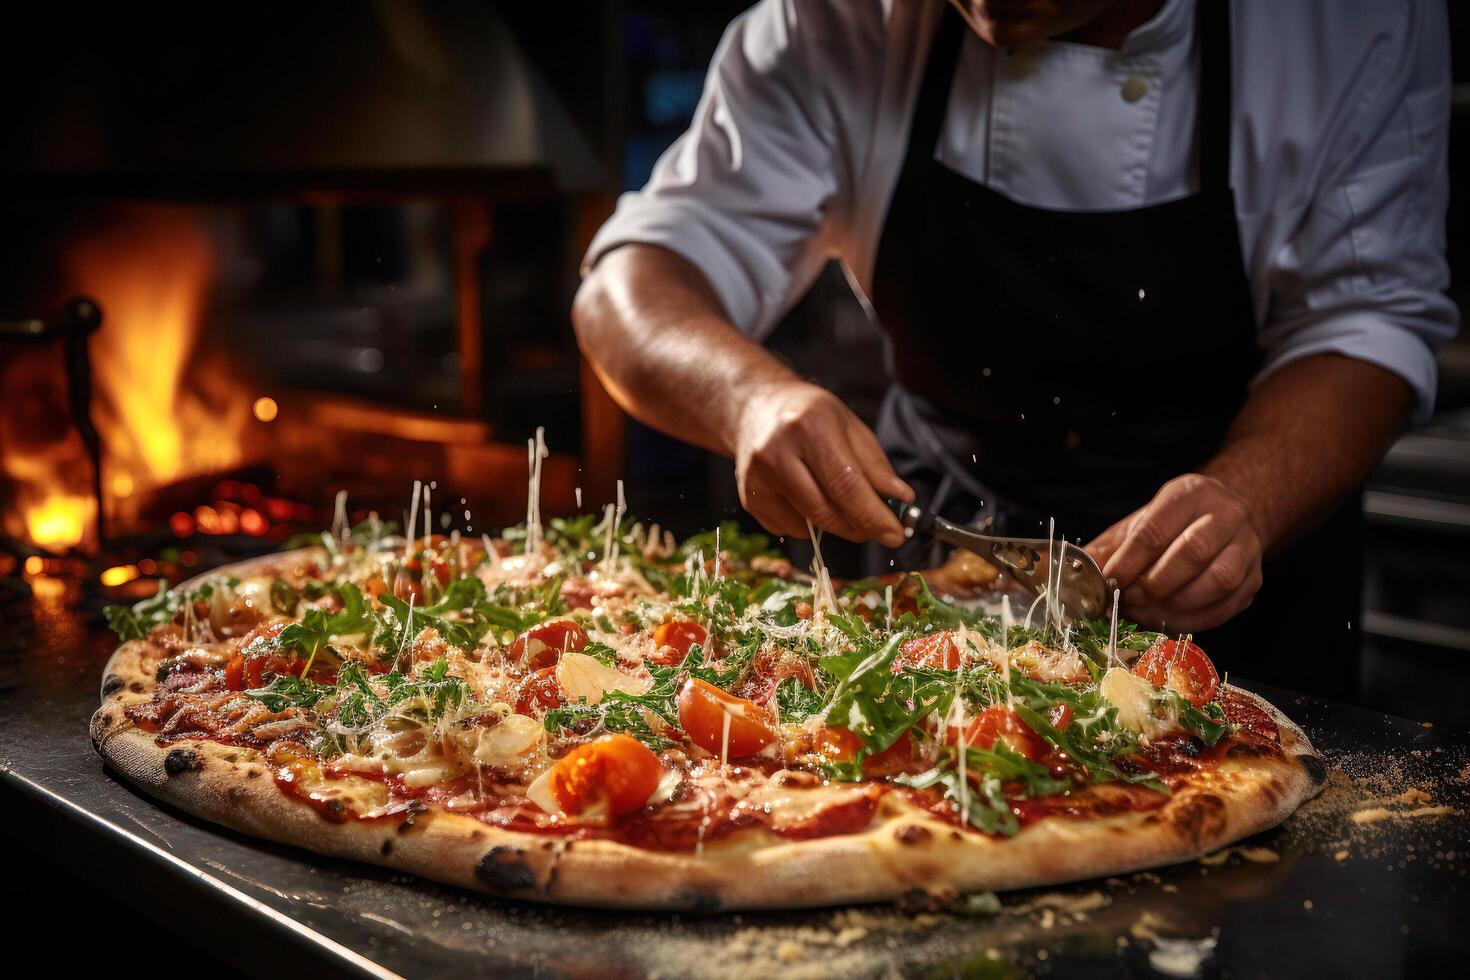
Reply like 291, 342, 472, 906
572, 0, 1455, 698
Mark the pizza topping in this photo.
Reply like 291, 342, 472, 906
897, 632, 961, 670
649, 620, 708, 665
678, 677, 777, 758
540, 733, 664, 819
945, 705, 1049, 762
464, 714, 545, 769
109, 506, 1275, 845
1100, 666, 1181, 740
508, 619, 588, 670
515, 666, 563, 715
556, 651, 651, 705
1132, 636, 1220, 707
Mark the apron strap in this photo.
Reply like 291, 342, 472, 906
908, 6, 966, 162
1198, 0, 1233, 192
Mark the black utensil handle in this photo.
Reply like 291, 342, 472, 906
886, 497, 934, 536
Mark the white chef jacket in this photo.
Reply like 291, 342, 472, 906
584, 0, 1457, 421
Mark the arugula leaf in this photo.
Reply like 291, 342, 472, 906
820, 634, 954, 753
385, 658, 474, 718
1171, 694, 1232, 747
898, 762, 1017, 836
102, 580, 211, 640
542, 699, 676, 751
749, 579, 810, 627
420, 576, 487, 616
246, 673, 325, 712
377, 590, 491, 652
347, 514, 398, 549
330, 660, 385, 729
775, 677, 824, 723
580, 641, 620, 666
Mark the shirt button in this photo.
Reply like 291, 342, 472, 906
1121, 74, 1149, 103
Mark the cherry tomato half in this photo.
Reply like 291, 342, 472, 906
677, 677, 777, 758
810, 726, 863, 762
1132, 637, 1220, 707
947, 706, 1049, 762
648, 620, 708, 666
803, 727, 915, 776
509, 619, 589, 670
549, 734, 663, 818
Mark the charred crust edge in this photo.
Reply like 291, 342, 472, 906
163, 748, 204, 775
1295, 754, 1328, 787
101, 674, 126, 696
475, 846, 537, 892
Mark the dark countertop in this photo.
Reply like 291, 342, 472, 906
2, 576, 1468, 978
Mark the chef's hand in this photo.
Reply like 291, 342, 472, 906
731, 381, 914, 547
1085, 474, 1263, 635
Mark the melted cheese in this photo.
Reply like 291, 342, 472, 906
1100, 667, 1180, 740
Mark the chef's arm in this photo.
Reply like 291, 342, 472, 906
573, 244, 912, 546
1203, 355, 1411, 553
1087, 354, 1412, 634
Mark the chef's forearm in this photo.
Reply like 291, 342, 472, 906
1201, 353, 1413, 556
572, 244, 799, 457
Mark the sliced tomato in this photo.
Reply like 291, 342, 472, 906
677, 677, 777, 758
805, 727, 914, 775
648, 620, 707, 665
1132, 637, 1220, 707
549, 734, 663, 818
897, 632, 961, 671
224, 654, 245, 691
810, 726, 864, 762
508, 619, 589, 670
947, 705, 1049, 762
515, 666, 563, 715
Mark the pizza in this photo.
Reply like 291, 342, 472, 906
91, 507, 1324, 911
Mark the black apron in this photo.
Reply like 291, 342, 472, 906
867, 1, 1360, 699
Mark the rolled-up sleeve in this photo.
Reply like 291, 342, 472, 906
583, 0, 841, 338
1256, 0, 1457, 422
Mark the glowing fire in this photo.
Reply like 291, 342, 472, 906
0, 345, 98, 549
74, 208, 252, 498
2, 206, 253, 549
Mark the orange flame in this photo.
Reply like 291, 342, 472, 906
2, 206, 253, 549
0, 347, 97, 549
70, 208, 252, 503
